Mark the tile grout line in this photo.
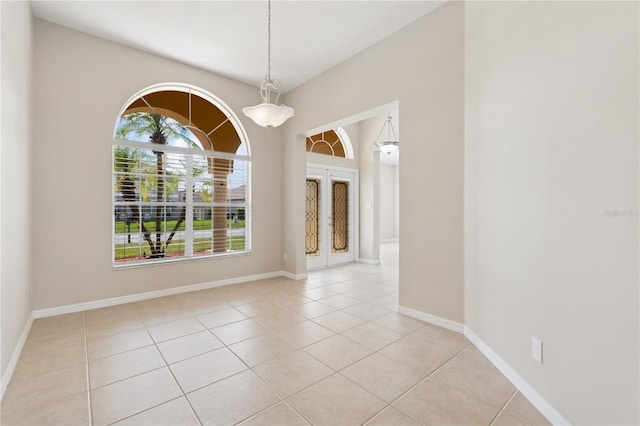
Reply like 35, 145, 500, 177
488, 389, 519, 425
82, 312, 94, 426
133, 301, 205, 426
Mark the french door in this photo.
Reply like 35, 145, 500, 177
306, 167, 356, 269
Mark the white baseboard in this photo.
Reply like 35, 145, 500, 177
33, 270, 286, 319
1, 313, 33, 400
465, 327, 569, 425
357, 258, 380, 265
280, 271, 308, 280
397, 305, 465, 333
380, 239, 399, 244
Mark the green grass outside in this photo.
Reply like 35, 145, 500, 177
114, 219, 245, 233
114, 236, 246, 260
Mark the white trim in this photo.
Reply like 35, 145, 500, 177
281, 271, 308, 280
32, 271, 284, 319
380, 238, 399, 244
465, 327, 568, 425
1, 314, 33, 400
397, 305, 465, 333
357, 258, 380, 265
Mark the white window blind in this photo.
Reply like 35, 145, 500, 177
113, 140, 250, 265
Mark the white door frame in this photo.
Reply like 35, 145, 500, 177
306, 164, 359, 270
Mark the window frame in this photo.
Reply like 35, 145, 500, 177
112, 83, 252, 268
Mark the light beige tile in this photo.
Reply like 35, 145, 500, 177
230, 333, 295, 367
91, 367, 182, 425
133, 296, 193, 326
342, 353, 424, 403
188, 370, 281, 425
28, 313, 84, 339
292, 301, 336, 319
340, 288, 384, 302
365, 407, 420, 426
157, 330, 223, 364
342, 322, 403, 351
369, 294, 399, 310
255, 311, 307, 329
1, 391, 89, 426
342, 303, 392, 321
288, 374, 385, 425
381, 336, 454, 376
312, 311, 366, 333
235, 301, 282, 317
304, 334, 373, 371
317, 295, 360, 309
196, 307, 247, 328
432, 347, 515, 408
87, 316, 146, 340
270, 296, 314, 310
271, 320, 335, 348
240, 402, 309, 426
410, 324, 471, 353
211, 318, 267, 345
2, 364, 88, 409
22, 325, 85, 355
373, 313, 425, 335
303, 287, 341, 300
147, 317, 206, 343
85, 304, 139, 325
88, 328, 154, 360
170, 347, 247, 392
255, 350, 333, 398
115, 397, 200, 425
90, 345, 165, 389
502, 392, 551, 425
492, 412, 528, 426
13, 342, 86, 379
393, 379, 497, 425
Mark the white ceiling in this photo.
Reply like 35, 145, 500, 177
30, 0, 446, 93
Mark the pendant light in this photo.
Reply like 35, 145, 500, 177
243, 0, 294, 129
375, 113, 399, 154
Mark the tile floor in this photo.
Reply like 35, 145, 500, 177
1, 245, 550, 425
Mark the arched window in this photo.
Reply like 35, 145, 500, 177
305, 128, 354, 159
112, 84, 250, 265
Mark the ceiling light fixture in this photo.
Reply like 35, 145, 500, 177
375, 113, 399, 154
243, 0, 294, 129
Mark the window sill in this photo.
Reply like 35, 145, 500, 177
112, 250, 252, 270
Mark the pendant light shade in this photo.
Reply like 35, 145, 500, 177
243, 0, 294, 129
375, 114, 399, 154
243, 102, 294, 129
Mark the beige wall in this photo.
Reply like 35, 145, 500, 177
358, 115, 382, 262
32, 20, 284, 309
1, 1, 34, 383
282, 1, 465, 323
465, 2, 639, 423
380, 164, 398, 241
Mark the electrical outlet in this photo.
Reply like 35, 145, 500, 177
30, 285, 33, 297
283, 253, 287, 262
532, 336, 543, 364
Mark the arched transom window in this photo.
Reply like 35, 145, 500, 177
112, 84, 250, 265
306, 129, 353, 158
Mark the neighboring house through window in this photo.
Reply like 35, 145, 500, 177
112, 84, 250, 265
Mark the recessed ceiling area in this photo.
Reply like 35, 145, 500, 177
30, 0, 447, 92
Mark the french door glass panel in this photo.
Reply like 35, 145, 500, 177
306, 167, 354, 269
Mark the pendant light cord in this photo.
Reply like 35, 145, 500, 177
267, 0, 272, 82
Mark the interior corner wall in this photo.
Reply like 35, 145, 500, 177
32, 20, 284, 310
281, 1, 465, 323
0, 1, 33, 381
465, 2, 639, 423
